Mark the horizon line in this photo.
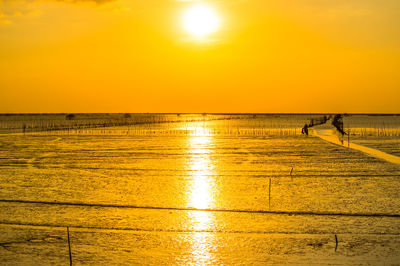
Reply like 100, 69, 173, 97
0, 112, 400, 116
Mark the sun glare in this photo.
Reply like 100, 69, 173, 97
182, 4, 220, 38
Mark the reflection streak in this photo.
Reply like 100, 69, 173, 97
186, 125, 216, 263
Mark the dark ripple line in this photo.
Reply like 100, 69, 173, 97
1, 221, 400, 236
1, 199, 400, 218
4, 164, 397, 177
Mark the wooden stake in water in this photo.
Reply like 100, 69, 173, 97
290, 167, 293, 181
348, 129, 350, 148
268, 178, 271, 210
334, 234, 338, 252
67, 226, 72, 266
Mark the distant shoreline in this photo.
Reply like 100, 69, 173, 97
0, 113, 399, 116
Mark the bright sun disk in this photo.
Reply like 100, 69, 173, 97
182, 4, 220, 38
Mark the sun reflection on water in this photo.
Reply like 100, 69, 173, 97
188, 126, 214, 211
186, 125, 216, 263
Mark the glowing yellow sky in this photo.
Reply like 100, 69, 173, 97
0, 0, 399, 113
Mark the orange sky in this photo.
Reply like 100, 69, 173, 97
0, 0, 399, 113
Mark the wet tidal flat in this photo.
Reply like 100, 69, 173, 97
1, 114, 400, 264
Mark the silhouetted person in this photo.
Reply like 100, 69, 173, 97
302, 124, 309, 135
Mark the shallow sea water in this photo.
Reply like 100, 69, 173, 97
1, 114, 400, 265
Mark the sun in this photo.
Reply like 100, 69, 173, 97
182, 4, 220, 38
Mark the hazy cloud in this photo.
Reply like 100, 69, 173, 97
6, 0, 115, 3
0, 0, 118, 25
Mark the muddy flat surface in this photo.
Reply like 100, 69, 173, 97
1, 114, 400, 264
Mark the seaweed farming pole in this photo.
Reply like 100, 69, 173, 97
16, 115, 245, 134
67, 226, 72, 266
335, 234, 339, 252
290, 167, 293, 181
348, 129, 350, 148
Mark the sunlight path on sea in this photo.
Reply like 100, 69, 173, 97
186, 126, 216, 263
